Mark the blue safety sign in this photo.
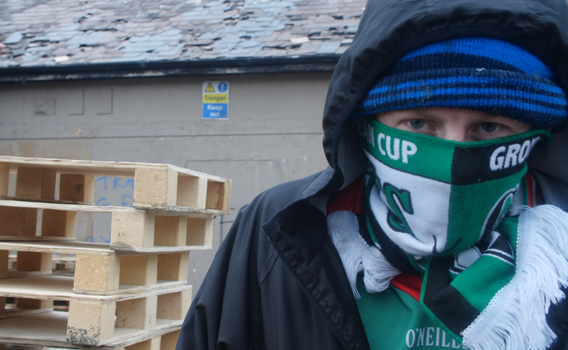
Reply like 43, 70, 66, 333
202, 81, 229, 119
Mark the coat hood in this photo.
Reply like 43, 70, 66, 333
319, 0, 568, 209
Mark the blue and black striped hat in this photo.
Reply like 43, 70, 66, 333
352, 37, 568, 128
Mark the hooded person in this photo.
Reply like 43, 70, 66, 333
176, 0, 568, 349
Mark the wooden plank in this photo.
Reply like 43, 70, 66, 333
0, 242, 112, 256
73, 281, 187, 297
0, 311, 183, 348
0, 306, 51, 320
0, 275, 191, 302
0, 236, 73, 242
108, 245, 210, 253
0, 199, 225, 217
0, 270, 50, 279
0, 155, 228, 183
0, 241, 207, 255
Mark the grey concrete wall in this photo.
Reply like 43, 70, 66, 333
0, 72, 331, 291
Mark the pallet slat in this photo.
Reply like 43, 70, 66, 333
0, 329, 181, 350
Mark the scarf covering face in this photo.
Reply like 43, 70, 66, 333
328, 118, 568, 349
355, 118, 550, 256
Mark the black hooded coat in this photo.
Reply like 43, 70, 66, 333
176, 0, 568, 349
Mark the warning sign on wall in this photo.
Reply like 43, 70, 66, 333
202, 81, 229, 119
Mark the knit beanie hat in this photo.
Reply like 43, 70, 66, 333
351, 37, 568, 129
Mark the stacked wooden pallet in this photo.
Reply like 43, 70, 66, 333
0, 156, 231, 350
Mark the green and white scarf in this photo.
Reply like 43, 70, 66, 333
328, 119, 568, 349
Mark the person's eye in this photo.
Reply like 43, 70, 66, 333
408, 119, 426, 130
480, 123, 500, 133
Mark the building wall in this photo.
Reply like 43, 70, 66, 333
0, 72, 332, 290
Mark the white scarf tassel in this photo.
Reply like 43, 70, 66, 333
327, 210, 399, 299
463, 205, 568, 350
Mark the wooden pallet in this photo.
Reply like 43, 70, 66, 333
0, 156, 231, 213
0, 277, 191, 347
0, 201, 214, 252
0, 242, 190, 295
1, 329, 180, 350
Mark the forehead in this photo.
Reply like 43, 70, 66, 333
376, 108, 502, 121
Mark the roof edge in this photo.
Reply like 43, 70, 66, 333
0, 56, 341, 83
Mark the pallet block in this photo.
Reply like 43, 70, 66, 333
186, 217, 213, 247
205, 179, 231, 213
0, 207, 37, 238
67, 300, 116, 345
73, 255, 120, 293
42, 210, 77, 239
15, 299, 53, 311
157, 253, 189, 283
110, 212, 155, 249
119, 255, 157, 286
59, 175, 95, 204
0, 156, 231, 214
15, 168, 56, 201
0, 251, 8, 275
3, 248, 55, 279
16, 252, 52, 272
0, 163, 9, 197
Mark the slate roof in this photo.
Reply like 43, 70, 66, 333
0, 0, 365, 70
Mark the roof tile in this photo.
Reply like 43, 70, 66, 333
0, 0, 365, 68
